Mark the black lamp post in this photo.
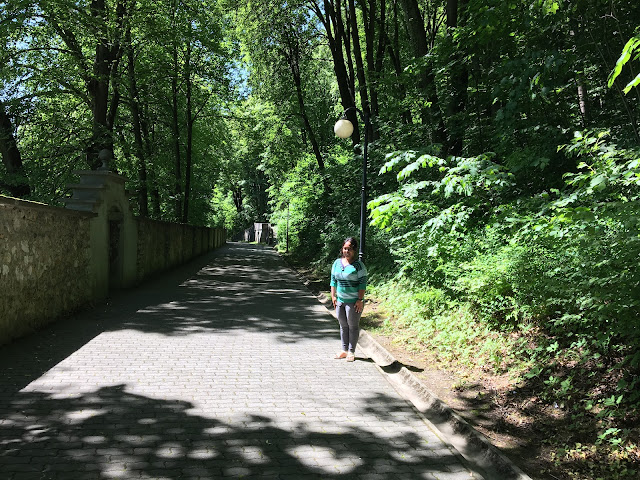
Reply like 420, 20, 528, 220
334, 107, 370, 261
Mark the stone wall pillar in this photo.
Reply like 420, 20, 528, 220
64, 170, 137, 299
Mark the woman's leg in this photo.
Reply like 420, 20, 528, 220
336, 303, 349, 352
343, 303, 362, 353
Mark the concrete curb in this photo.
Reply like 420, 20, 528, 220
357, 330, 533, 480
280, 254, 533, 480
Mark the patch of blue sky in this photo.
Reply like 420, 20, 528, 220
230, 59, 250, 99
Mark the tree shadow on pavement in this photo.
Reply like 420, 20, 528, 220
114, 243, 338, 342
0, 385, 466, 479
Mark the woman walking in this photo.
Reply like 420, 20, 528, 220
330, 237, 368, 362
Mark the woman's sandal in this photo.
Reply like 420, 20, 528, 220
334, 351, 347, 359
346, 353, 355, 362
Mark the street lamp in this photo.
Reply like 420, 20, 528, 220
334, 107, 370, 261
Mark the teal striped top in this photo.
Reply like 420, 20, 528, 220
330, 258, 368, 303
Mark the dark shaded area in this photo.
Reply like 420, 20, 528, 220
0, 386, 464, 479
381, 360, 424, 374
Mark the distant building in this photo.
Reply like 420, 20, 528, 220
241, 222, 275, 244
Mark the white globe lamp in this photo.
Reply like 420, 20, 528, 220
334, 118, 354, 139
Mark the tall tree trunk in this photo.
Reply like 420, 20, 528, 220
386, 0, 412, 125
0, 100, 30, 197
141, 94, 160, 218
126, 25, 148, 217
44, 0, 124, 170
105, 47, 122, 157
369, 0, 386, 125
349, 0, 373, 140
288, 53, 325, 171
291, 59, 334, 199
183, 40, 193, 224
446, 0, 468, 156
275, 17, 333, 208
576, 77, 589, 127
398, 0, 447, 146
312, 0, 360, 141
87, 0, 111, 168
361, 0, 388, 138
232, 186, 243, 212
86, 0, 125, 169
171, 44, 183, 220
341, 1, 357, 104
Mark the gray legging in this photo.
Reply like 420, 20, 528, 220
336, 301, 362, 353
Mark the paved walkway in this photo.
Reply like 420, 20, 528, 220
0, 243, 483, 479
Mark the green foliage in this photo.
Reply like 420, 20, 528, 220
370, 150, 514, 231
269, 152, 328, 258
412, 287, 449, 319
367, 123, 640, 467
1, 0, 232, 222
207, 186, 244, 232
371, 130, 640, 348
368, 150, 515, 287
371, 280, 520, 374
609, 33, 640, 94
454, 242, 532, 328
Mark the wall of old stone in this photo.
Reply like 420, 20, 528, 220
134, 220, 227, 283
0, 197, 94, 343
136, 219, 226, 282
1, 195, 226, 346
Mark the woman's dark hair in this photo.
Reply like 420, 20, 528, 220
340, 237, 358, 257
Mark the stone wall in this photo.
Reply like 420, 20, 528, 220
136, 219, 225, 282
0, 197, 94, 343
0, 195, 226, 346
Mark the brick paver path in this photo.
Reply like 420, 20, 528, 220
0, 243, 482, 479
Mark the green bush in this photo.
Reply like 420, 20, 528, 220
454, 242, 528, 328
413, 287, 449, 318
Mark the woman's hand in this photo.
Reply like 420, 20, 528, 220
331, 296, 337, 308
355, 299, 364, 313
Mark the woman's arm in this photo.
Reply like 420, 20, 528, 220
355, 289, 366, 313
